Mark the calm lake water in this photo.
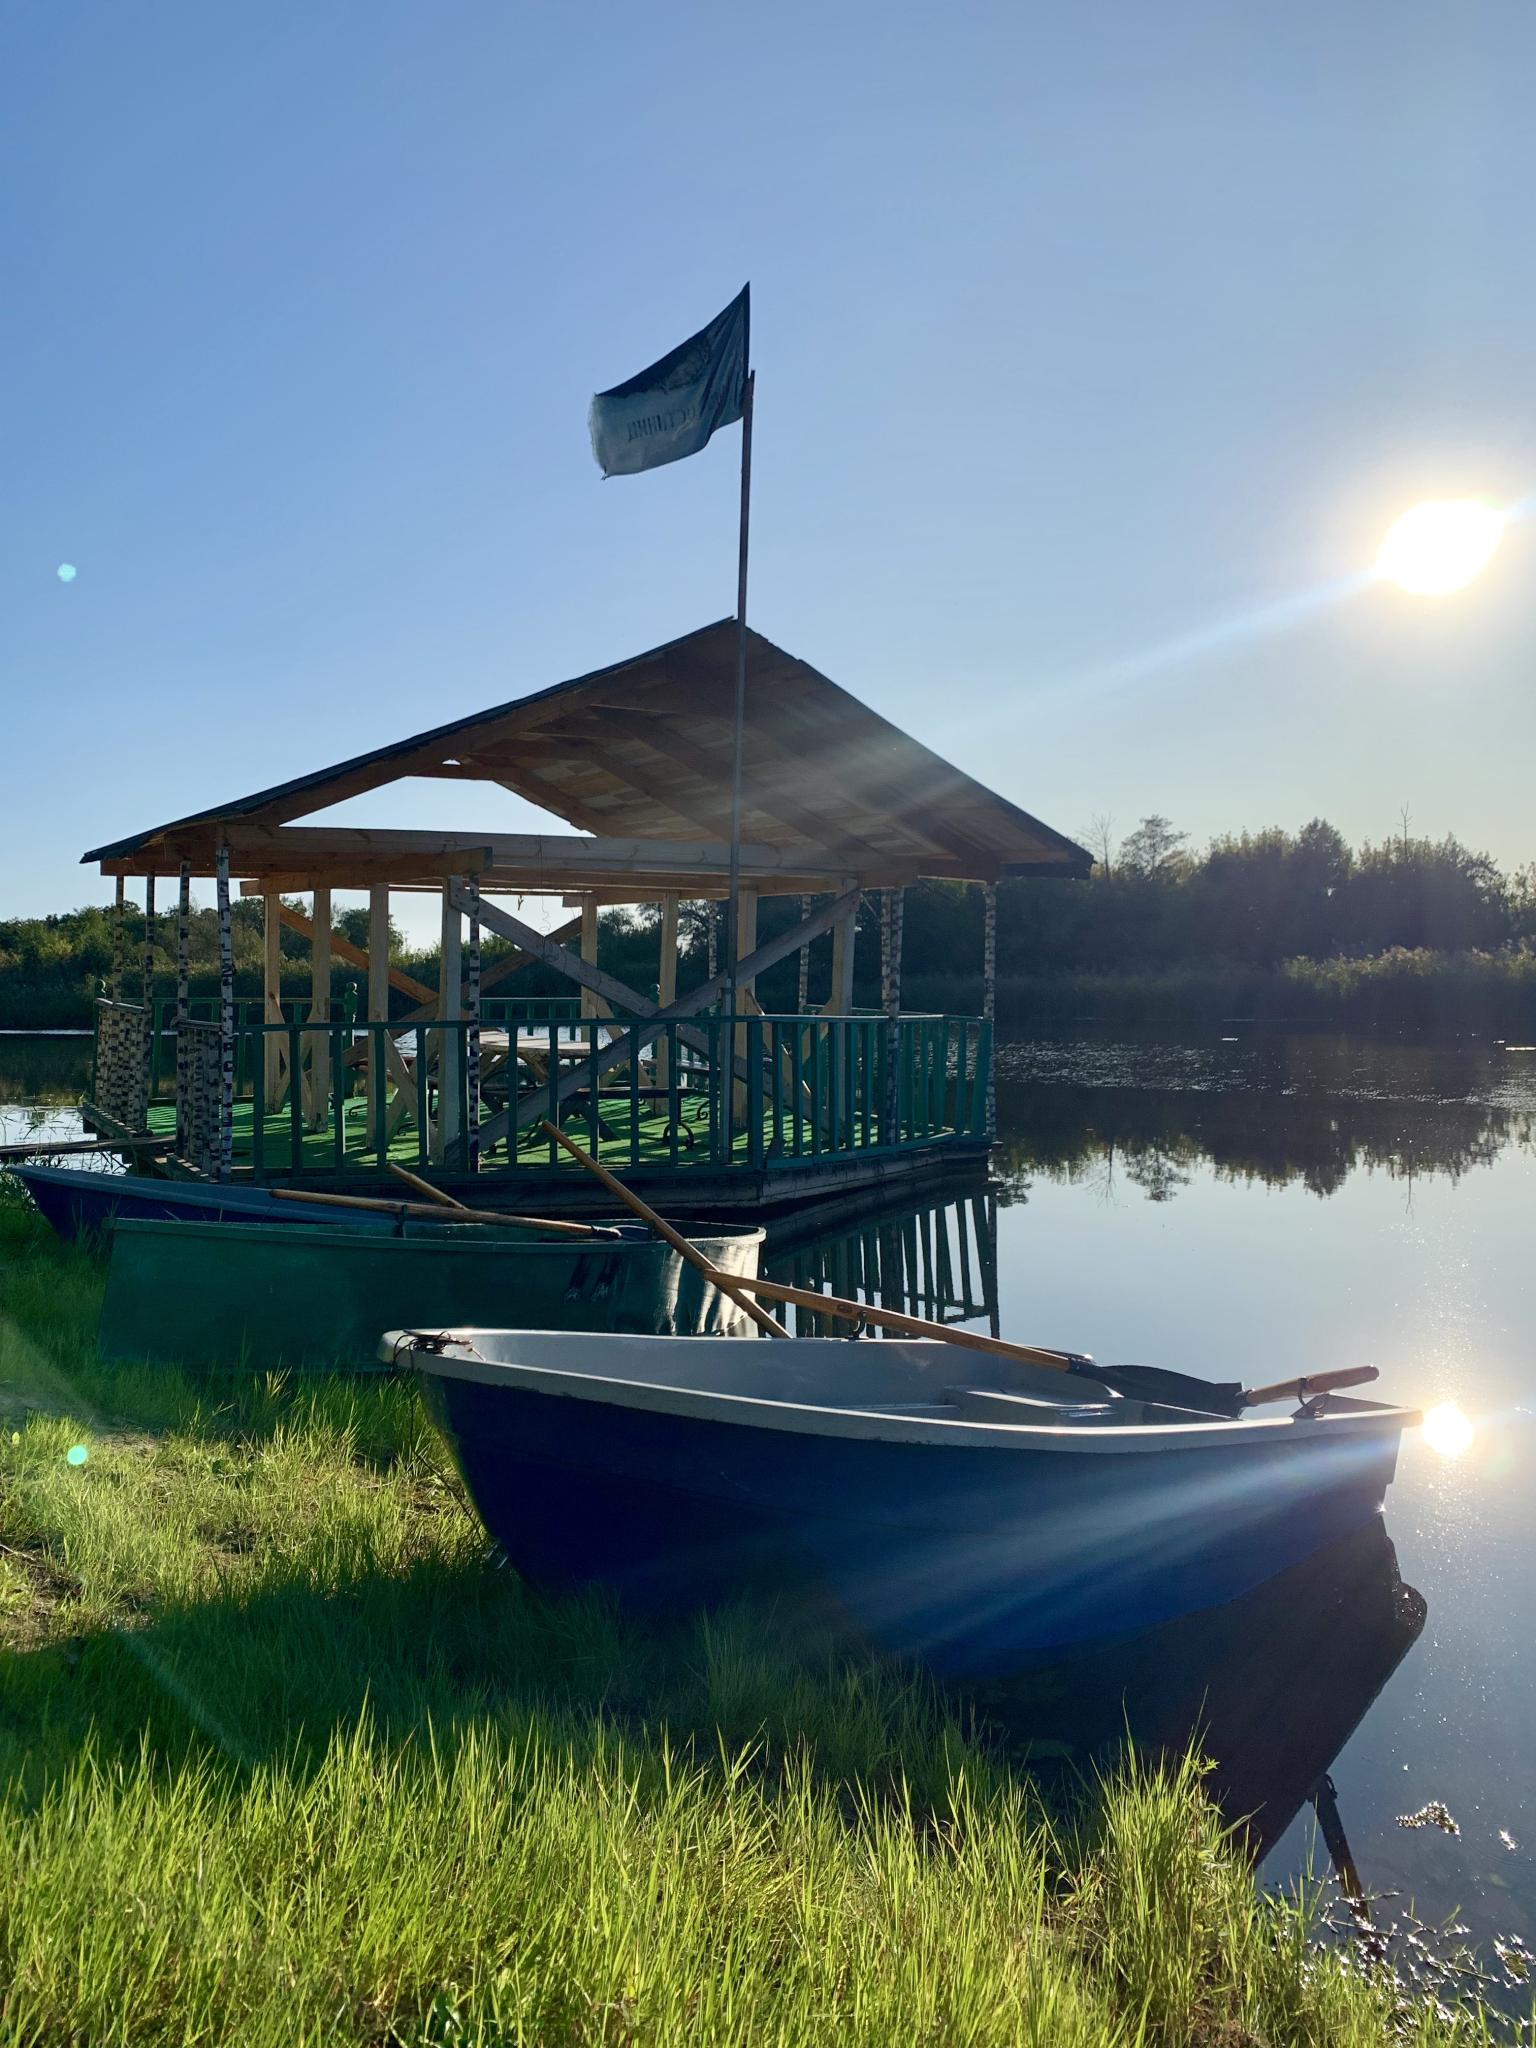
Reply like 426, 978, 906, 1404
985, 1030, 1536, 1962
4, 1025, 1533, 1958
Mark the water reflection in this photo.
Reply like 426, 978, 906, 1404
764, 1188, 1000, 1335
976, 1519, 1424, 1867
996, 1031, 1536, 1201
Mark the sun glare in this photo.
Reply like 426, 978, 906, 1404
1421, 1400, 1474, 1458
1376, 500, 1505, 596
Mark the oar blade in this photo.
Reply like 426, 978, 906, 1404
1074, 1361, 1247, 1418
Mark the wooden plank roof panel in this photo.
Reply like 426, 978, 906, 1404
82, 619, 1091, 883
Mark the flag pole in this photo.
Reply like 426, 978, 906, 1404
725, 369, 755, 1021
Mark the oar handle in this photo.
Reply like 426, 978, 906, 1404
1243, 1365, 1380, 1408
538, 1121, 787, 1338
726, 1273, 1083, 1373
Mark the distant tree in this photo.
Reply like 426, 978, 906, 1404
1336, 835, 1507, 954
1192, 819, 1351, 964
1117, 815, 1190, 881
1081, 813, 1116, 876
335, 905, 405, 956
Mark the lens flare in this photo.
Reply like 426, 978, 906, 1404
1376, 501, 1505, 596
56, 563, 77, 583
1421, 1401, 1474, 1458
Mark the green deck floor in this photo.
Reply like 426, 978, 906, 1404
141, 1094, 951, 1178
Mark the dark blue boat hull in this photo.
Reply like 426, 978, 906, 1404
10, 1164, 399, 1241
422, 1375, 1402, 1670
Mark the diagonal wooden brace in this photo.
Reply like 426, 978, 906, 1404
461, 885, 862, 1153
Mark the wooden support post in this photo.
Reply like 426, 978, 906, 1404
216, 846, 234, 1183
982, 880, 997, 1140
465, 875, 481, 1173
656, 893, 679, 1088
431, 878, 463, 1165
142, 875, 157, 1108
175, 864, 191, 1156
828, 905, 856, 1015
263, 892, 284, 1106
175, 866, 191, 1021
368, 888, 390, 1024
112, 875, 126, 1000
732, 890, 758, 1119
142, 876, 156, 1006
308, 886, 332, 1132
882, 887, 904, 1141
580, 897, 599, 1021
797, 894, 812, 1012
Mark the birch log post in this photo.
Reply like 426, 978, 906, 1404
175, 863, 191, 1155
142, 875, 157, 1109
216, 846, 234, 1183
176, 866, 191, 1021
882, 887, 904, 1141
465, 874, 481, 1173
982, 880, 997, 1140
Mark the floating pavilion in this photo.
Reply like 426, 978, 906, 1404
82, 620, 1089, 1211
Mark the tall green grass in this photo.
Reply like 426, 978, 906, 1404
0, 1184, 1492, 2045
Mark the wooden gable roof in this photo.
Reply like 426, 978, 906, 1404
84, 620, 1090, 892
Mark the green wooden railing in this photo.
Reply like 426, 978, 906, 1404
141, 1008, 992, 1179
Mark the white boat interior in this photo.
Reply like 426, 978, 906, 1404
384, 1328, 1415, 1455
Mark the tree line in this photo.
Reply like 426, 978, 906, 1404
4, 817, 1536, 1030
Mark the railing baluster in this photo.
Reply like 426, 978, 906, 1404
588, 1022, 601, 1155
417, 1022, 431, 1172
331, 1022, 345, 1172
373, 1024, 388, 1167
809, 1021, 823, 1157
668, 1022, 680, 1168
748, 1016, 765, 1169
629, 1022, 641, 1169
251, 1022, 265, 1177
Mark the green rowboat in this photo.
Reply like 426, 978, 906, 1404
98, 1216, 765, 1372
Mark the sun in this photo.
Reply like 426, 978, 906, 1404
1421, 1400, 1474, 1458
1376, 500, 1506, 596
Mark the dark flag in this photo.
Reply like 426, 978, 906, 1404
589, 286, 749, 478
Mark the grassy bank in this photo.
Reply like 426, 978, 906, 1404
0, 1191, 1490, 2045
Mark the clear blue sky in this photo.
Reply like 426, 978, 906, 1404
7, 0, 1535, 940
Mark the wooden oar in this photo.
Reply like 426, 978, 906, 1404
388, 1162, 468, 1209
269, 1184, 621, 1240
535, 1124, 1379, 1414
724, 1274, 1379, 1415
538, 1121, 788, 1338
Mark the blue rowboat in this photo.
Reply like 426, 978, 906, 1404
387, 1327, 1418, 1670
8, 1164, 401, 1240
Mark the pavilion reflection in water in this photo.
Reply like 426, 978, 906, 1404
762, 1187, 1000, 1336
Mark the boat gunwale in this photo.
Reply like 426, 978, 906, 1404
387, 1330, 1421, 1454
107, 1216, 767, 1254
